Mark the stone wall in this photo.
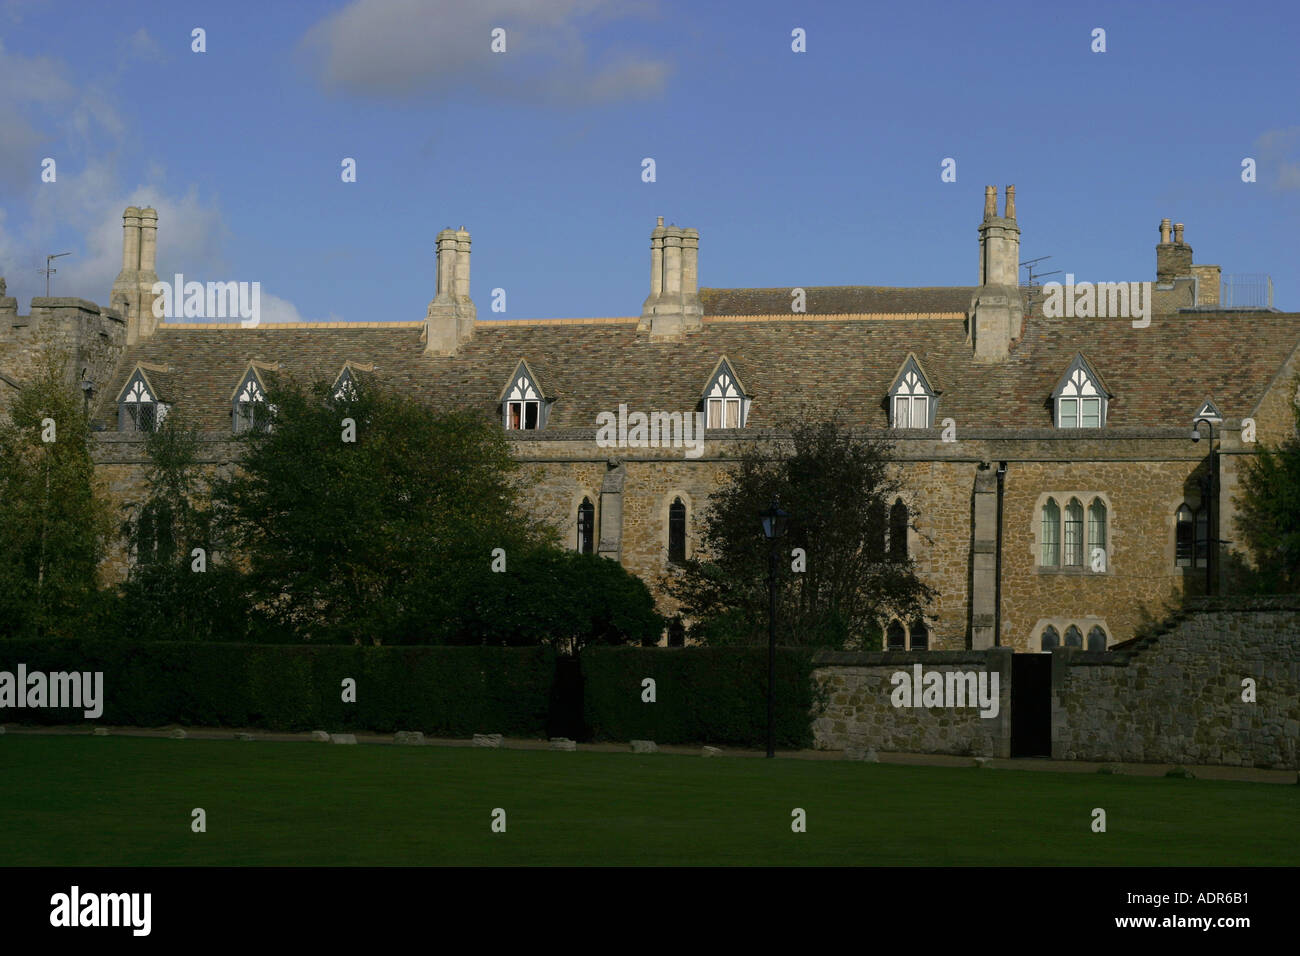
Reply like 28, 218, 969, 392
1052, 597, 1300, 769
0, 298, 127, 418
811, 648, 1012, 757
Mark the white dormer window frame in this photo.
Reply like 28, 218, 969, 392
1052, 355, 1107, 429
118, 371, 168, 432
333, 366, 358, 402
704, 359, 747, 429
503, 362, 545, 430
233, 369, 274, 434
889, 357, 936, 429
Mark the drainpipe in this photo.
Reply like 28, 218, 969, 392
994, 461, 1006, 646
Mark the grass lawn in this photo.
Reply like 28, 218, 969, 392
1, 736, 1296, 866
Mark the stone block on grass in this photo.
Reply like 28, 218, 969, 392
630, 740, 658, 754
550, 737, 577, 751
473, 733, 503, 748
330, 733, 358, 745
702, 746, 722, 758
845, 747, 879, 763
310, 730, 330, 742
394, 731, 426, 746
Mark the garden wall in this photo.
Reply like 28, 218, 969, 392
1052, 597, 1300, 769
811, 649, 1013, 758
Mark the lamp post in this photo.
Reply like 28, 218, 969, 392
760, 497, 789, 759
1191, 418, 1218, 594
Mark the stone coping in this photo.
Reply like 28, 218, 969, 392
813, 648, 1011, 666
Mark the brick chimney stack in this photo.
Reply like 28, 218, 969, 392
113, 206, 161, 345
1156, 216, 1193, 283
425, 226, 476, 355
639, 217, 703, 341
969, 185, 1024, 362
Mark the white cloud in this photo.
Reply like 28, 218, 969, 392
0, 38, 323, 321
299, 0, 669, 104
1254, 127, 1300, 193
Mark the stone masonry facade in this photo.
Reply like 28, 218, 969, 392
2, 188, 1298, 656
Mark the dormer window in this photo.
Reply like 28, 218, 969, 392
233, 367, 273, 434
117, 368, 169, 433
703, 358, 747, 429
889, 355, 936, 428
501, 361, 547, 430
1052, 354, 1108, 428
333, 366, 358, 402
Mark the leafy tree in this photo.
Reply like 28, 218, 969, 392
110, 419, 248, 641
667, 415, 935, 649
1231, 387, 1300, 593
454, 549, 663, 654
213, 375, 558, 644
0, 342, 114, 638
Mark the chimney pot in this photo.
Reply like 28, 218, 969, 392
1160, 218, 1171, 244
1174, 222, 1185, 244
984, 186, 996, 220
656, 216, 663, 226
1005, 185, 1016, 220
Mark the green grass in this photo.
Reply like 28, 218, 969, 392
1, 737, 1296, 865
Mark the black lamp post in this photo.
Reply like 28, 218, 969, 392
1191, 418, 1217, 594
760, 497, 789, 759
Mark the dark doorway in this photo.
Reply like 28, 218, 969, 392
547, 656, 587, 741
1010, 654, 1051, 757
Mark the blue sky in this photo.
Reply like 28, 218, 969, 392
1, 0, 1297, 320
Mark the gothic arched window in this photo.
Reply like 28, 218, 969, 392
577, 498, 595, 555
668, 498, 686, 564
1086, 626, 1107, 651
889, 499, 908, 561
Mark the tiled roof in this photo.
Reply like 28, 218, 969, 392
92, 308, 1300, 433
700, 285, 978, 316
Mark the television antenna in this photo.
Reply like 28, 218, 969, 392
1021, 255, 1061, 316
40, 252, 72, 297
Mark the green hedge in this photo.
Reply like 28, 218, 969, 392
0, 640, 555, 735
580, 647, 819, 748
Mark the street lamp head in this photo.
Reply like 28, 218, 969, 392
1190, 428, 1200, 442
760, 497, 789, 540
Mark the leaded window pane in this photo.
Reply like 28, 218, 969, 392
1175, 506, 1195, 567
1041, 498, 1060, 566
1059, 397, 1077, 428
1082, 397, 1100, 428
1088, 499, 1107, 567
1064, 499, 1084, 566
1087, 626, 1107, 651
578, 498, 594, 555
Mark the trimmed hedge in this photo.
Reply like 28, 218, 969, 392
0, 640, 555, 736
580, 647, 819, 748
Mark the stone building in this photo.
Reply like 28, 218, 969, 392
1, 188, 1296, 651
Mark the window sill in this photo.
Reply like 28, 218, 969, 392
1035, 566, 1106, 576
